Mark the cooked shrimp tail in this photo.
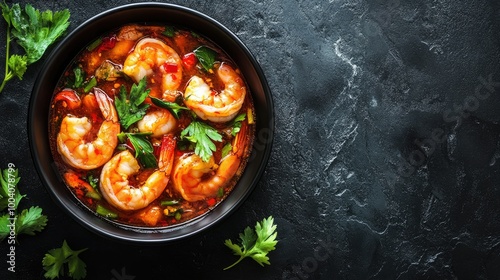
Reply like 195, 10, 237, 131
172, 119, 250, 201
184, 63, 246, 123
57, 89, 120, 170
99, 134, 176, 211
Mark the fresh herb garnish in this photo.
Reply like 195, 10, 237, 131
72, 66, 85, 88
193, 46, 217, 71
0, 167, 47, 242
114, 77, 151, 130
180, 121, 222, 162
230, 113, 246, 136
42, 240, 87, 280
150, 96, 189, 119
0, 3, 70, 93
162, 26, 175, 37
224, 216, 278, 270
118, 132, 157, 168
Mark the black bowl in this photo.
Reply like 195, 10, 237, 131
28, 2, 273, 243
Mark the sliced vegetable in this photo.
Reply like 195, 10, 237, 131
86, 37, 102, 51
83, 77, 96, 93
182, 52, 197, 70
96, 204, 118, 219
160, 200, 179, 206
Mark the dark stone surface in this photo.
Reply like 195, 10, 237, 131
1, 0, 500, 279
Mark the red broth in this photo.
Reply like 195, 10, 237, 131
48, 24, 255, 227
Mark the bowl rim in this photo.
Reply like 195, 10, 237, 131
27, 2, 274, 244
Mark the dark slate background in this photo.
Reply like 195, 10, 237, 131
1, 0, 500, 279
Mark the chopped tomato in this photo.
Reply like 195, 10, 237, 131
206, 198, 216, 207
97, 36, 117, 52
163, 63, 178, 73
182, 52, 197, 70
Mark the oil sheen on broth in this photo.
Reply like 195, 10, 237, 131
48, 24, 255, 227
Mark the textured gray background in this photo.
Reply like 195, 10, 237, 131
1, 0, 500, 279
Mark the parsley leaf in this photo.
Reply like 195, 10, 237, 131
115, 78, 151, 130
180, 121, 222, 162
150, 96, 189, 119
7, 54, 27, 80
193, 46, 217, 71
10, 3, 71, 64
0, 167, 47, 242
0, 3, 70, 93
15, 206, 48, 236
43, 240, 87, 280
0, 168, 23, 211
118, 132, 157, 168
223, 216, 278, 270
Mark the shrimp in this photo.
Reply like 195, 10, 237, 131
137, 108, 177, 138
99, 134, 175, 211
184, 63, 246, 123
57, 88, 119, 170
123, 38, 182, 98
172, 119, 250, 202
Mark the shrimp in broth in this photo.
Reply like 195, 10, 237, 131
48, 24, 255, 227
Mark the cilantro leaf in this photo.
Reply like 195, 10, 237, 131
223, 216, 278, 270
0, 168, 24, 211
193, 46, 217, 71
43, 240, 87, 280
0, 3, 70, 93
180, 121, 222, 162
115, 78, 151, 129
118, 132, 157, 168
7, 54, 27, 80
0, 168, 47, 242
9, 3, 70, 64
0, 213, 11, 241
15, 206, 48, 236
150, 96, 189, 119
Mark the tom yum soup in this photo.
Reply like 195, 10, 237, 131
48, 24, 255, 227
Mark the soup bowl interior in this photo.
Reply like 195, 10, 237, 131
28, 3, 273, 244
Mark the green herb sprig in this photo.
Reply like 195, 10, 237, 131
115, 77, 150, 130
118, 132, 157, 168
0, 167, 47, 242
42, 240, 87, 280
0, 3, 70, 93
180, 121, 222, 162
224, 216, 278, 270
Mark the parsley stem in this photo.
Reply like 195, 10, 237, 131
223, 255, 246, 270
0, 22, 12, 93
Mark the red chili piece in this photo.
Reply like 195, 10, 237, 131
182, 52, 197, 70
206, 198, 216, 207
163, 63, 179, 73
97, 36, 117, 52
